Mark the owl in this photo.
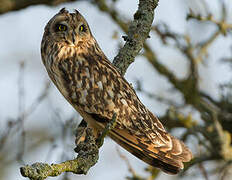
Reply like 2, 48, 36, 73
41, 8, 192, 174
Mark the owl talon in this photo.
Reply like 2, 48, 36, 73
75, 128, 98, 154
75, 120, 88, 146
96, 113, 117, 148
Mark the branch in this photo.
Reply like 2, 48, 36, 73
20, 0, 159, 179
20, 128, 99, 179
0, 0, 79, 14
112, 0, 159, 75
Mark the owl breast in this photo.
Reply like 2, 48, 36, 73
48, 47, 121, 120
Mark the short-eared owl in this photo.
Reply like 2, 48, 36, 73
41, 8, 192, 174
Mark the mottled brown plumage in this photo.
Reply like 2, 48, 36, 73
41, 8, 193, 174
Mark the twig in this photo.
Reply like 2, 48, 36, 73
96, 113, 117, 147
187, 10, 232, 35
195, 30, 220, 63
198, 163, 209, 180
17, 61, 26, 163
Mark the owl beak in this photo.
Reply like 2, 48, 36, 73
72, 31, 77, 45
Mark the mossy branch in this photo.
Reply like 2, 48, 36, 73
20, 128, 99, 179
112, 0, 159, 75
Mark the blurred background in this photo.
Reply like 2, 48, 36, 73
0, 0, 232, 179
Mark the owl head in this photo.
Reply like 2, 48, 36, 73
43, 8, 92, 46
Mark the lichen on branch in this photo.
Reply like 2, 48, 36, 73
113, 0, 159, 75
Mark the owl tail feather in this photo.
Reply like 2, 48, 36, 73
109, 128, 192, 175
88, 112, 192, 174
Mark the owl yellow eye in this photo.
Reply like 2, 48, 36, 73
55, 24, 67, 31
79, 25, 86, 32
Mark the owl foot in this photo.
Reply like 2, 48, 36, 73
75, 119, 88, 146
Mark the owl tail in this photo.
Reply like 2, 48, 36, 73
109, 128, 192, 174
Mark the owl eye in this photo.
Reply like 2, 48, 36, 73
79, 24, 86, 32
55, 24, 67, 32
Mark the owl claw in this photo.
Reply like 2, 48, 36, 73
75, 120, 88, 146
74, 128, 98, 154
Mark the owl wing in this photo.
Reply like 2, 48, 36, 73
57, 54, 192, 174
88, 93, 192, 174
